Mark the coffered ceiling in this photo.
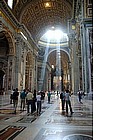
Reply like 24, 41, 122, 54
10, 0, 74, 71
12, 0, 73, 41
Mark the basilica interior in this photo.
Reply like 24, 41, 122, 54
0, 0, 93, 139
0, 0, 93, 95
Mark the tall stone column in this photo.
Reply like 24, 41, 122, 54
14, 36, 22, 90
70, 38, 80, 94
80, 23, 93, 94
7, 56, 16, 91
33, 55, 38, 91
22, 46, 27, 90
68, 61, 72, 91
81, 24, 89, 94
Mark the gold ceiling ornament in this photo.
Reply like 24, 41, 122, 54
45, 2, 51, 8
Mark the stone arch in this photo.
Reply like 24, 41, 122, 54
2, 28, 16, 56
47, 48, 71, 63
0, 27, 15, 93
47, 49, 71, 91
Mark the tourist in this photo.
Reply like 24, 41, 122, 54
20, 89, 26, 111
12, 88, 19, 114
36, 92, 42, 115
65, 90, 74, 116
60, 91, 65, 111
26, 90, 33, 114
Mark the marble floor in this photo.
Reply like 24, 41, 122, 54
0, 94, 93, 140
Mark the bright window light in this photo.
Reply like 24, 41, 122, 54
45, 30, 63, 41
8, 0, 13, 9
39, 29, 69, 44
20, 32, 27, 40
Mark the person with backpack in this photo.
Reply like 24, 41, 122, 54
10, 89, 15, 104
60, 91, 65, 111
20, 89, 27, 111
47, 91, 51, 103
77, 90, 83, 104
12, 88, 19, 114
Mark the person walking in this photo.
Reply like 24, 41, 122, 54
10, 89, 15, 104
26, 90, 33, 114
65, 90, 74, 116
47, 91, 51, 103
77, 90, 83, 103
20, 89, 26, 111
36, 92, 42, 115
60, 91, 65, 111
12, 88, 19, 114
41, 90, 45, 102
57, 91, 59, 96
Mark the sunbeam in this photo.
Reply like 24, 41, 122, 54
38, 41, 50, 91
38, 28, 65, 92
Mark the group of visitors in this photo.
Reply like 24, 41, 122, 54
10, 88, 47, 115
10, 88, 84, 116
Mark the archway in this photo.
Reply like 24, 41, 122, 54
0, 31, 10, 93
47, 50, 71, 92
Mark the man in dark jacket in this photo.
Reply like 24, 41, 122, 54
60, 91, 65, 111
12, 88, 19, 114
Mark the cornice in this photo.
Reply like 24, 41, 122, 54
0, 0, 20, 29
0, 0, 39, 51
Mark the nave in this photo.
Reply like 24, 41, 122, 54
0, 94, 93, 140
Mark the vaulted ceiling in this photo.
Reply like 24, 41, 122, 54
11, 0, 74, 69
12, 0, 73, 41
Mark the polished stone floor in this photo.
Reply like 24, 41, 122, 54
0, 93, 93, 140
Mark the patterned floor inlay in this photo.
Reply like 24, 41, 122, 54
45, 118, 92, 126
42, 106, 49, 109
51, 111, 93, 118
0, 125, 26, 140
17, 116, 36, 123
34, 129, 93, 140
56, 105, 91, 111
0, 109, 23, 115
0, 116, 10, 120
0, 95, 93, 140
63, 134, 93, 140
73, 106, 90, 111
